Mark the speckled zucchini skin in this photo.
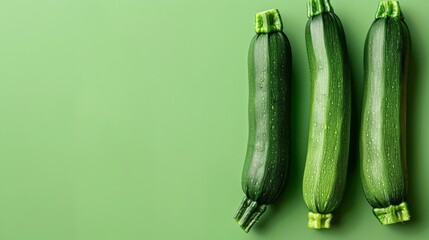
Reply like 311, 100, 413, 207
234, 9, 292, 233
302, 0, 351, 229
360, 1, 411, 225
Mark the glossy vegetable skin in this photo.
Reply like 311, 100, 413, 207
302, 0, 351, 229
234, 9, 292, 233
360, 0, 411, 225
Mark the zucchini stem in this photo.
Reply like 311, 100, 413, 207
375, 1, 404, 19
373, 202, 411, 224
255, 9, 283, 34
307, 0, 333, 18
307, 212, 333, 229
233, 196, 266, 233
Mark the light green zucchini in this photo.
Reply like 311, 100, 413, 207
302, 0, 351, 229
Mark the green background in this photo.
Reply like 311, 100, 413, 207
0, 0, 427, 239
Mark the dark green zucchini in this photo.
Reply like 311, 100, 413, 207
360, 0, 411, 225
302, 0, 351, 229
233, 9, 292, 233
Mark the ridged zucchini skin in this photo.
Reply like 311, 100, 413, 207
302, 0, 351, 229
234, 9, 291, 233
360, 1, 411, 225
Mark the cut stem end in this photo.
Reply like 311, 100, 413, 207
307, 0, 333, 18
233, 196, 266, 233
375, 1, 404, 19
308, 212, 333, 229
255, 9, 283, 34
373, 202, 411, 225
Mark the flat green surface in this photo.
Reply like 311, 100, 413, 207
0, 0, 427, 239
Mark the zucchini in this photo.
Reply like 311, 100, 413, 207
302, 0, 351, 229
234, 9, 292, 233
360, 0, 411, 225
